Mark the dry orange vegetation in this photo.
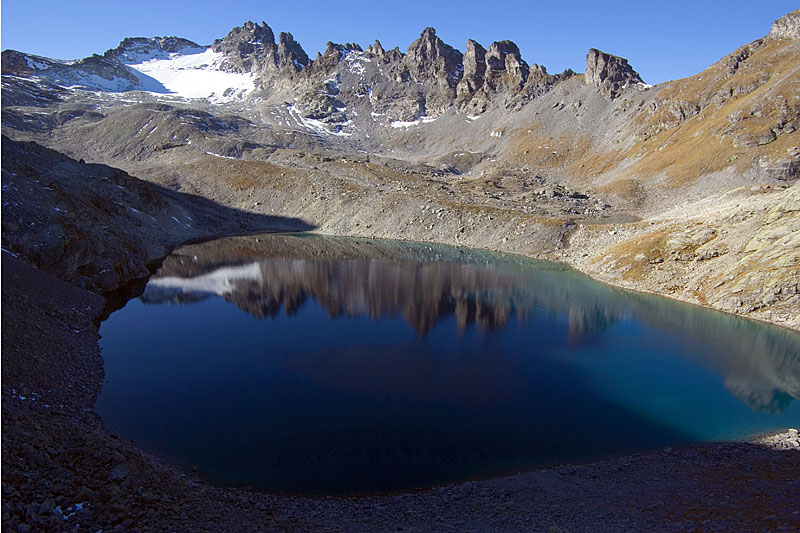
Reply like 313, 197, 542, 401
595, 178, 646, 204
505, 127, 580, 168
502, 37, 799, 192
624, 37, 800, 185
589, 228, 673, 278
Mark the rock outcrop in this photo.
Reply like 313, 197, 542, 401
770, 9, 800, 40
1, 50, 59, 74
522, 64, 575, 101
456, 38, 538, 111
277, 32, 309, 71
212, 21, 280, 73
403, 27, 464, 114
456, 39, 487, 100
105, 36, 203, 62
585, 48, 644, 99
484, 40, 529, 94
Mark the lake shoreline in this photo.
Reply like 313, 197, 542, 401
3, 245, 799, 531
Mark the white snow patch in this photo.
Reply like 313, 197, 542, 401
204, 151, 236, 159
389, 115, 438, 128
135, 118, 153, 135
288, 105, 353, 136
24, 56, 50, 70
125, 48, 255, 101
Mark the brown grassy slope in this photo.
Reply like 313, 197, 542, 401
627, 36, 800, 186
498, 35, 799, 205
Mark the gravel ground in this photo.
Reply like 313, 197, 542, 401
3, 250, 799, 532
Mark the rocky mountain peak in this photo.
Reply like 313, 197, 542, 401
277, 32, 309, 71
105, 36, 203, 63
484, 40, 529, 93
402, 28, 464, 115
405, 27, 463, 81
211, 21, 280, 73
769, 9, 800, 40
366, 40, 385, 58
307, 41, 363, 75
214, 21, 276, 49
585, 48, 643, 99
1, 50, 57, 73
485, 41, 522, 71
456, 39, 487, 100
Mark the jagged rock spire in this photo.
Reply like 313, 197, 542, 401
212, 21, 279, 73
213, 21, 276, 53
457, 39, 487, 99
405, 27, 463, 85
484, 40, 529, 93
585, 48, 643, 99
366, 40, 385, 58
278, 32, 309, 71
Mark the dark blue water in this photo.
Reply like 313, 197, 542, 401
96, 234, 800, 494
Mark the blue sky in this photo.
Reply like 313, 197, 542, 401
1, 1, 796, 84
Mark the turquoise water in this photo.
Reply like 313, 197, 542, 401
96, 234, 800, 494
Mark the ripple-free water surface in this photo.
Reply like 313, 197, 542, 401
96, 234, 800, 494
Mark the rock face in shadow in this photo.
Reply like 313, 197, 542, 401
0, 137, 313, 294
585, 48, 644, 99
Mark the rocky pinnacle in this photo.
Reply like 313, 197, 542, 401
585, 48, 644, 99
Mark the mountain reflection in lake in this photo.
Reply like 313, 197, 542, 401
97, 234, 800, 494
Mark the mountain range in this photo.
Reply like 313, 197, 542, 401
2, 9, 799, 329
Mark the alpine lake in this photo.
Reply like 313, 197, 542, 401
96, 233, 800, 495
